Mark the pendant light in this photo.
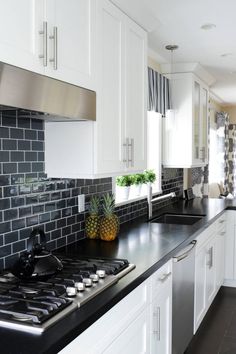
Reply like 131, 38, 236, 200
165, 44, 178, 122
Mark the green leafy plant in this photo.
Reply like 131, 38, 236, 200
132, 173, 146, 185
116, 175, 133, 187
144, 169, 156, 184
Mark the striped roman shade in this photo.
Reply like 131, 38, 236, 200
148, 67, 171, 116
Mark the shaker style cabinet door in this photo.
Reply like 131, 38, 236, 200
103, 309, 150, 354
124, 17, 147, 172
95, 0, 126, 175
45, 0, 96, 90
0, 0, 44, 73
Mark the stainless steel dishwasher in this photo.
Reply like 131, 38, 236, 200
172, 240, 197, 354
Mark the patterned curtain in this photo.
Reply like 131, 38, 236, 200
215, 112, 236, 195
148, 67, 171, 116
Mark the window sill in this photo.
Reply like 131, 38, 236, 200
115, 189, 162, 207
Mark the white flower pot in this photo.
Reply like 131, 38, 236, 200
133, 184, 142, 196
117, 186, 130, 201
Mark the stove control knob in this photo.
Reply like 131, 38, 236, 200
83, 278, 92, 287
96, 270, 106, 278
90, 274, 99, 283
75, 282, 85, 292
66, 286, 77, 297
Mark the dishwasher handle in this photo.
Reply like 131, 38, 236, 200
173, 240, 197, 263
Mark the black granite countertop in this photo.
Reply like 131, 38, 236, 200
1, 197, 236, 354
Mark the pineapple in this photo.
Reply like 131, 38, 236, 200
100, 193, 119, 241
85, 196, 100, 239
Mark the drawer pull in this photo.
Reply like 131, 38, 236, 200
220, 231, 226, 236
153, 306, 160, 341
158, 272, 171, 283
219, 219, 225, 224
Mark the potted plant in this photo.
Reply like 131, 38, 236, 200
116, 175, 133, 200
143, 170, 156, 194
132, 173, 146, 196
144, 169, 156, 184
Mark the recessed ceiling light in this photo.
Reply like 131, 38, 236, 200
165, 45, 179, 51
200, 23, 216, 30
221, 53, 233, 57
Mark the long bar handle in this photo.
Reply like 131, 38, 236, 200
173, 240, 197, 262
207, 246, 213, 268
38, 21, 47, 67
200, 147, 206, 162
128, 138, 134, 167
123, 138, 129, 168
49, 26, 58, 70
153, 306, 160, 341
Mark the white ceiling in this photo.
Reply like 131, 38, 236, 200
112, 0, 236, 105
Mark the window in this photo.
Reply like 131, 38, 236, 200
147, 111, 162, 194
115, 111, 162, 204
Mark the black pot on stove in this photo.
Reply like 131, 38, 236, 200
12, 228, 63, 280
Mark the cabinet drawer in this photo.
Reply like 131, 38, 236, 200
196, 223, 216, 252
215, 213, 226, 232
151, 260, 172, 300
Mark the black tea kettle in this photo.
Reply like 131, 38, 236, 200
12, 228, 63, 280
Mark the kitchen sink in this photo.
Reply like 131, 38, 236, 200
150, 213, 205, 225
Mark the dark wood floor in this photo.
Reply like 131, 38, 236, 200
185, 287, 236, 354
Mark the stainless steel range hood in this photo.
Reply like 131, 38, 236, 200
0, 62, 96, 121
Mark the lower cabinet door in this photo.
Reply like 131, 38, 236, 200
150, 284, 172, 354
205, 238, 217, 308
103, 308, 150, 354
194, 246, 206, 333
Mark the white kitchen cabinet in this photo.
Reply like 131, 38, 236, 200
59, 260, 172, 354
58, 279, 150, 354
0, 0, 95, 90
194, 214, 226, 333
44, 0, 96, 90
224, 210, 236, 286
150, 261, 172, 354
45, 0, 147, 178
215, 215, 226, 290
194, 244, 206, 332
0, 0, 44, 74
124, 16, 147, 172
103, 308, 150, 354
163, 73, 209, 168
205, 236, 217, 307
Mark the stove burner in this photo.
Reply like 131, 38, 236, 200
0, 256, 135, 333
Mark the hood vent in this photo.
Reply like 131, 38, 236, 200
0, 62, 96, 121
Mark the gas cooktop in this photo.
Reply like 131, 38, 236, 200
0, 256, 135, 334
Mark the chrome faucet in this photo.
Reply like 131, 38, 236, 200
147, 184, 176, 219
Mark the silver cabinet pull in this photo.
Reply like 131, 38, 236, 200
158, 272, 172, 283
207, 246, 213, 268
49, 26, 58, 70
220, 231, 226, 236
219, 219, 225, 224
38, 21, 47, 66
123, 138, 129, 168
200, 147, 206, 162
127, 138, 132, 167
130, 138, 134, 167
195, 146, 199, 159
153, 306, 160, 341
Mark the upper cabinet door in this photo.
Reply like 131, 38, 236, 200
193, 80, 201, 164
0, 0, 44, 73
95, 0, 126, 175
124, 18, 147, 172
45, 0, 96, 90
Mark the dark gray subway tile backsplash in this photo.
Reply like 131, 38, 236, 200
0, 109, 183, 270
